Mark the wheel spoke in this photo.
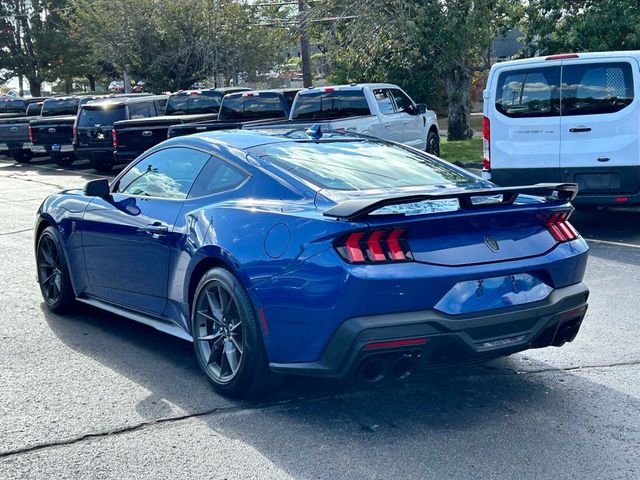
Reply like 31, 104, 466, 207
198, 331, 223, 342
217, 285, 228, 315
205, 289, 223, 321
230, 334, 243, 355
41, 271, 55, 286
230, 320, 242, 332
40, 242, 55, 267
224, 340, 239, 374
197, 309, 223, 327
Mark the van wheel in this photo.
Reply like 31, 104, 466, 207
11, 149, 32, 163
426, 131, 440, 156
51, 152, 75, 167
90, 158, 114, 172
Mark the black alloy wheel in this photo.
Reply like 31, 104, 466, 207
36, 227, 75, 313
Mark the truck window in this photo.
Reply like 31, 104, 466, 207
41, 98, 79, 117
219, 93, 287, 120
0, 99, 26, 114
78, 105, 127, 126
373, 89, 395, 114
165, 92, 222, 115
495, 66, 560, 118
389, 89, 414, 113
127, 101, 154, 119
292, 90, 371, 120
26, 103, 42, 116
561, 62, 634, 116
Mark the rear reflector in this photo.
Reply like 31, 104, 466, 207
336, 229, 412, 264
539, 211, 579, 242
616, 196, 629, 203
364, 337, 428, 350
545, 53, 579, 60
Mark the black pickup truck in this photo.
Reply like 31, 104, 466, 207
0, 97, 48, 161
112, 87, 249, 165
166, 88, 299, 138
29, 97, 82, 166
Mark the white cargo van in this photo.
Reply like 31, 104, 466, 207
483, 51, 639, 206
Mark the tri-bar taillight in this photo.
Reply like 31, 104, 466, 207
335, 229, 413, 264
539, 211, 579, 242
111, 128, 117, 148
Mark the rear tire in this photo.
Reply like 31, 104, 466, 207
191, 267, 285, 398
51, 152, 75, 167
426, 130, 440, 156
90, 158, 114, 172
36, 227, 76, 313
11, 149, 32, 163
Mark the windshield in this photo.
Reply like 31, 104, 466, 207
42, 98, 79, 117
78, 104, 126, 126
292, 90, 371, 120
219, 93, 287, 120
165, 92, 222, 115
253, 140, 474, 191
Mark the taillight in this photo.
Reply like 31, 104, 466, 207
482, 115, 490, 171
112, 128, 117, 147
28, 125, 33, 142
72, 125, 77, 140
335, 229, 413, 264
539, 211, 579, 242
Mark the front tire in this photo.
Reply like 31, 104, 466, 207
192, 268, 284, 397
426, 130, 440, 156
36, 227, 76, 313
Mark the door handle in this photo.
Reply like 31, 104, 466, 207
569, 127, 591, 133
143, 223, 169, 235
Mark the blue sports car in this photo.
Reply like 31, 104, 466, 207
35, 128, 589, 396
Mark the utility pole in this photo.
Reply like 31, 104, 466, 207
15, 0, 24, 97
297, 0, 312, 87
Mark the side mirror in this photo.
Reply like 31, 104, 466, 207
84, 178, 111, 198
415, 103, 427, 115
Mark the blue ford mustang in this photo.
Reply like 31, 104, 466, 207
35, 128, 589, 396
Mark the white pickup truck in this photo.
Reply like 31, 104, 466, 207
248, 83, 441, 155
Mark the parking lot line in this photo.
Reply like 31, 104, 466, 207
585, 238, 640, 249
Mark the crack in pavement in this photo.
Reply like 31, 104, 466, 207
0, 228, 32, 236
1, 359, 638, 460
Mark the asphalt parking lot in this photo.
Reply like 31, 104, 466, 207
0, 155, 638, 479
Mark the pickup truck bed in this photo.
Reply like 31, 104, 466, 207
0, 115, 40, 162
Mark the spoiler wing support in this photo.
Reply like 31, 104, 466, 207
322, 183, 579, 222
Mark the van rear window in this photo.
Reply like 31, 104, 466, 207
495, 66, 560, 118
292, 90, 371, 120
78, 105, 126, 126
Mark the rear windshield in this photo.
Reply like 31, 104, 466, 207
165, 92, 222, 115
219, 93, 287, 120
26, 103, 42, 116
0, 99, 26, 114
291, 90, 371, 120
78, 104, 126, 126
253, 140, 472, 191
42, 98, 79, 117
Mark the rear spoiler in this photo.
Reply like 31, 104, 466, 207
322, 183, 578, 221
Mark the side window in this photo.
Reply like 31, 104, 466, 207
561, 62, 634, 116
189, 156, 248, 198
154, 98, 168, 115
495, 66, 560, 118
390, 89, 414, 113
115, 148, 210, 199
373, 89, 395, 114
127, 101, 154, 119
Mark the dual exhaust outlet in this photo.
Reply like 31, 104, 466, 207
358, 353, 417, 384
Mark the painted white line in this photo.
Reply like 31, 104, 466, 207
586, 238, 640, 249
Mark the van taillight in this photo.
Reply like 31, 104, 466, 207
482, 116, 490, 171
112, 128, 117, 147
335, 229, 413, 264
539, 211, 579, 242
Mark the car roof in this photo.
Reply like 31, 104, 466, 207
82, 94, 167, 108
490, 50, 640, 71
298, 83, 400, 94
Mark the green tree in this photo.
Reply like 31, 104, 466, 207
520, 0, 640, 55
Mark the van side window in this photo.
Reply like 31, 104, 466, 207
495, 67, 560, 118
561, 62, 634, 116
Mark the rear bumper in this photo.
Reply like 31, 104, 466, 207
269, 282, 589, 377
31, 143, 74, 154
0, 141, 32, 150
74, 147, 114, 162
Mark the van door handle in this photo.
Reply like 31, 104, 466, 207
142, 222, 169, 235
569, 127, 591, 133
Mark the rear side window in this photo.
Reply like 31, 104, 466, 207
41, 98, 79, 117
495, 66, 560, 118
219, 93, 287, 120
189, 156, 247, 197
373, 89, 395, 114
561, 62, 634, 116
78, 105, 127, 126
115, 147, 210, 199
127, 101, 154, 119
292, 90, 371, 120
253, 140, 472, 191
165, 92, 222, 115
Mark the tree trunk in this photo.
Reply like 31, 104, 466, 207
87, 75, 96, 92
27, 78, 42, 97
65, 78, 73, 94
444, 66, 472, 141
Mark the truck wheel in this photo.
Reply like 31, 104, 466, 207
426, 130, 440, 156
51, 152, 75, 167
90, 158, 114, 172
11, 149, 32, 163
